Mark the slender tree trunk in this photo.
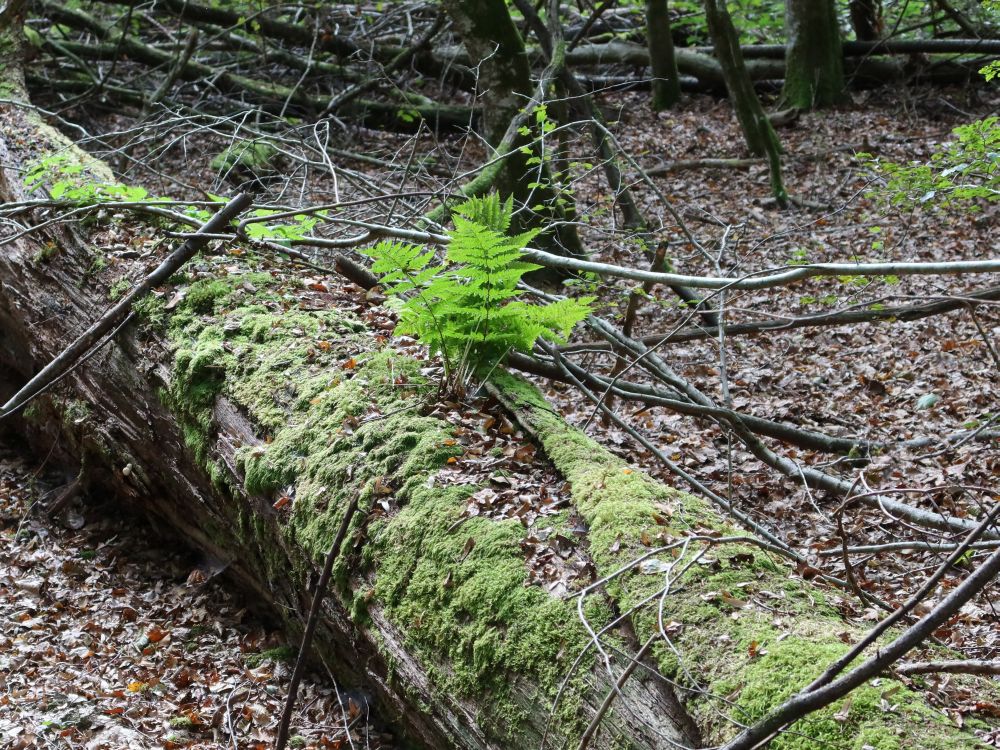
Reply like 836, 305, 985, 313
783, 0, 846, 108
702, 0, 787, 205
646, 0, 681, 110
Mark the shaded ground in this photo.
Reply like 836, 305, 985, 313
0, 445, 389, 750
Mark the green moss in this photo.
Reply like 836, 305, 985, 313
21, 402, 42, 423
489, 372, 991, 749
245, 645, 295, 668
184, 278, 236, 314
32, 242, 59, 264
372, 483, 581, 697
85, 253, 107, 280
710, 637, 972, 750
109, 278, 130, 300
211, 140, 278, 173
61, 399, 91, 428
168, 716, 197, 729
133, 293, 167, 326
155, 266, 993, 748
157, 268, 599, 744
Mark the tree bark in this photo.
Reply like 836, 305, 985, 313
646, 0, 682, 110
702, 0, 787, 204
783, 0, 846, 108
439, 0, 585, 259
850, 0, 884, 41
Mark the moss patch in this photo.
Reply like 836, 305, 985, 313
491, 371, 990, 749
245, 645, 295, 668
158, 268, 600, 745
211, 140, 278, 174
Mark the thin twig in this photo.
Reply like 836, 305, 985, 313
274, 496, 361, 750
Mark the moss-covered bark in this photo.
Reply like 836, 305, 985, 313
490, 373, 996, 749
784, 0, 847, 109
149, 264, 690, 748
1, 28, 996, 748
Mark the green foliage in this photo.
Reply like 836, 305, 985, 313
210, 139, 277, 173
242, 209, 319, 246
865, 4, 999, 211
866, 116, 999, 207
24, 154, 149, 205
22, 154, 230, 233
362, 195, 593, 390
981, 0, 1000, 79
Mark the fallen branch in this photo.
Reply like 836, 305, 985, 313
519, 249, 1000, 291
896, 660, 1000, 676
818, 540, 1000, 556
559, 287, 1000, 350
275, 495, 361, 750
584, 313, 1000, 539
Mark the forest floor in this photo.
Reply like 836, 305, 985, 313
0, 447, 390, 750
5, 79, 1000, 747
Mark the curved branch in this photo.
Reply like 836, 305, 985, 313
521, 248, 1000, 290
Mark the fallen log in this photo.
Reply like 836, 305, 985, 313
0, 103, 691, 748
1, 26, 996, 750
567, 40, 996, 89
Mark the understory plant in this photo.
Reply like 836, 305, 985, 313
362, 195, 593, 394
865, 0, 999, 209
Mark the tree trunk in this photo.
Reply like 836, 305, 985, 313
702, 0, 787, 205
0, 100, 692, 750
0, 14, 994, 750
646, 0, 682, 110
850, 0, 884, 41
439, 0, 585, 259
783, 0, 846, 108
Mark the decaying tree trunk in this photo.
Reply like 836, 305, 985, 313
0, 16, 994, 750
0, 104, 692, 750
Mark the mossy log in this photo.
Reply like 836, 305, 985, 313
1, 62, 995, 750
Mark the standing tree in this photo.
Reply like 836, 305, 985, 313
439, 0, 585, 258
783, 0, 847, 108
850, 0, 884, 40
703, 0, 787, 205
646, 0, 682, 110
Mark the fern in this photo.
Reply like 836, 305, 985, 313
362, 194, 592, 391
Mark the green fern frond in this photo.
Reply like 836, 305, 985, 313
362, 193, 592, 391
453, 193, 514, 233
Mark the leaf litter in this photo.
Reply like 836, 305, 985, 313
0, 447, 389, 750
